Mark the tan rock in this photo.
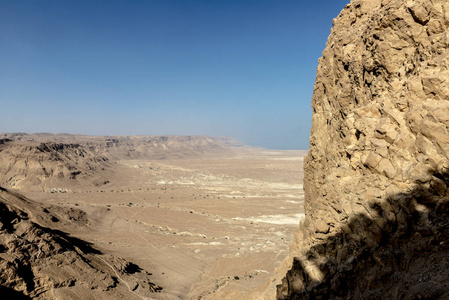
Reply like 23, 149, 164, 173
377, 159, 397, 179
364, 152, 382, 169
276, 0, 449, 298
407, 1, 430, 25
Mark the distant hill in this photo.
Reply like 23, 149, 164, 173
1, 133, 248, 159
0, 139, 111, 191
0, 133, 249, 191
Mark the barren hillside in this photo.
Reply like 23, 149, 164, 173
0, 186, 161, 299
1, 133, 246, 160
0, 134, 245, 192
0, 139, 111, 192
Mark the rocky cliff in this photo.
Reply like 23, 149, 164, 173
277, 0, 449, 298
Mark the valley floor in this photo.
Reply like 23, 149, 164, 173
25, 148, 305, 299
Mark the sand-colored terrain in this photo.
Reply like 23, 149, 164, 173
0, 134, 305, 299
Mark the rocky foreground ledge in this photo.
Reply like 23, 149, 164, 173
277, 0, 449, 298
0, 187, 162, 299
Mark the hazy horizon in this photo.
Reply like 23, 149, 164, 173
1, 0, 349, 150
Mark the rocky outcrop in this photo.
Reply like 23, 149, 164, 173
0, 187, 162, 299
277, 0, 449, 298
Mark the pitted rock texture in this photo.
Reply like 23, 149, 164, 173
277, 0, 449, 298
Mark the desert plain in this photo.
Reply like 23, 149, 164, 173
0, 134, 305, 299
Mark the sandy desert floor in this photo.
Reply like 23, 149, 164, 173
24, 148, 305, 299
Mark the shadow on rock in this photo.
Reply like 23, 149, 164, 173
41, 227, 102, 255
0, 286, 32, 299
277, 169, 449, 299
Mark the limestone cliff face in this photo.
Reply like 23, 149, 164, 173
277, 0, 449, 298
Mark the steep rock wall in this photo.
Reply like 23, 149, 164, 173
278, 0, 449, 298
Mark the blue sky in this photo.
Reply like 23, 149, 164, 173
1, 0, 349, 149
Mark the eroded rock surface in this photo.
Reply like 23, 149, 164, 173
0, 140, 111, 191
0, 187, 162, 299
277, 0, 449, 298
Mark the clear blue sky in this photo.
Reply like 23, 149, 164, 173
1, 0, 349, 149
